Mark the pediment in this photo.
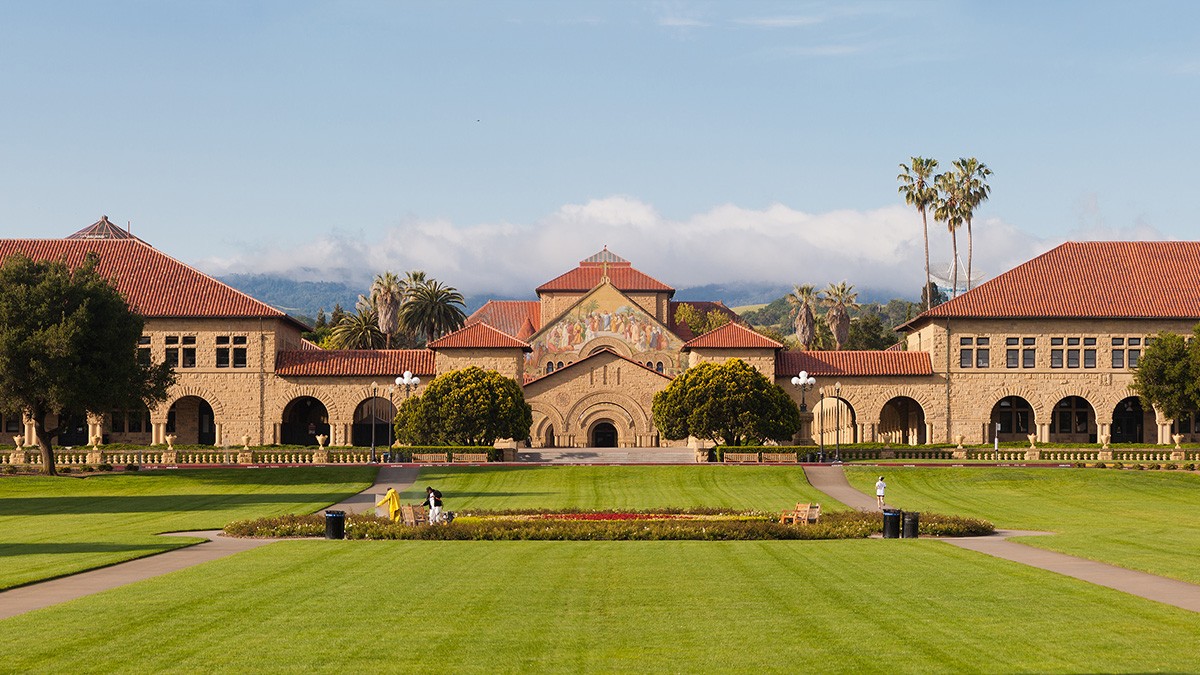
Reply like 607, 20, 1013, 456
523, 348, 671, 396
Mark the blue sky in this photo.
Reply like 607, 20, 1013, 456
2, 1, 1197, 298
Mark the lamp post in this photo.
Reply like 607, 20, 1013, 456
834, 381, 842, 463
370, 381, 379, 463
396, 371, 421, 450
790, 371, 816, 411
386, 384, 396, 460
817, 387, 825, 462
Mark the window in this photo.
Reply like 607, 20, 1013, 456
181, 336, 196, 368
960, 349, 973, 368
960, 337, 973, 345
546, 362, 554, 373
1005, 337, 1019, 346
1006, 349, 1019, 368
138, 336, 151, 366
110, 410, 125, 433
1129, 349, 1141, 368
5, 416, 19, 433
1129, 337, 1142, 346
976, 349, 990, 368
1067, 349, 1080, 368
216, 335, 248, 368
1112, 349, 1125, 368
233, 336, 248, 368
1051, 349, 1063, 368
1067, 337, 1080, 346
1112, 337, 1125, 346
976, 337, 990, 346
1084, 337, 1096, 346
1023, 348, 1036, 368
1051, 337, 1064, 346
656, 362, 664, 373
1083, 349, 1096, 368
165, 335, 179, 368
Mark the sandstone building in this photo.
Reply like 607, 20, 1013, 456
2, 219, 1194, 450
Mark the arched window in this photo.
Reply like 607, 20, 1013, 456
546, 362, 554, 373
656, 362, 664, 373
557, 361, 564, 369
646, 361, 653, 368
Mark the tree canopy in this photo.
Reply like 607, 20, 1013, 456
652, 358, 801, 446
394, 366, 532, 446
1130, 328, 1200, 422
0, 252, 175, 474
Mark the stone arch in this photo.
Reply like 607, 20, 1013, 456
530, 403, 566, 448
1039, 386, 1102, 423
868, 385, 937, 423
270, 386, 340, 423
350, 395, 398, 448
877, 395, 927, 445
1046, 392, 1098, 444
155, 384, 226, 419
989, 395, 1036, 442
813, 392, 857, 445
566, 391, 653, 439
1111, 395, 1154, 444
581, 337, 632, 359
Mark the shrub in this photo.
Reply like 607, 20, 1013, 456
124, 463, 140, 472
1094, 461, 1107, 469
1184, 463, 1196, 471
1148, 463, 1161, 470
97, 463, 113, 471
1164, 462, 1177, 470
1114, 462, 1125, 470
2, 465, 15, 474
59, 466, 72, 474
81, 465, 94, 472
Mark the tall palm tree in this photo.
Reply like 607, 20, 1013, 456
370, 271, 403, 348
786, 284, 819, 349
934, 171, 966, 297
951, 157, 992, 291
328, 296, 385, 349
820, 281, 859, 350
400, 279, 467, 344
402, 270, 428, 301
898, 157, 939, 310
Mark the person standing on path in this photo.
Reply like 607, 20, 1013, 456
875, 476, 886, 509
423, 486, 443, 524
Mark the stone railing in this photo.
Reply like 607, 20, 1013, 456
253, 451, 316, 464
1113, 449, 1177, 462
965, 450, 1029, 461
1036, 449, 1100, 462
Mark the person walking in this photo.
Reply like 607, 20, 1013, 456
424, 486, 443, 524
875, 476, 886, 509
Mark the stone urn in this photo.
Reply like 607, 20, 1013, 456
13, 435, 24, 449
165, 434, 177, 451
89, 433, 102, 450
1100, 433, 1110, 450
1027, 434, 1037, 450
954, 435, 965, 450
241, 435, 251, 451
315, 434, 328, 449
1172, 434, 1184, 450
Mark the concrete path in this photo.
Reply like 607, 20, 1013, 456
518, 447, 698, 464
803, 463, 1200, 613
0, 465, 418, 620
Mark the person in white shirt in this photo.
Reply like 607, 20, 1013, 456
875, 476, 886, 509
424, 486, 443, 524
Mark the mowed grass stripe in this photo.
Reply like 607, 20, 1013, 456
0, 467, 375, 589
5, 540, 1198, 673
845, 466, 1200, 584
400, 465, 843, 512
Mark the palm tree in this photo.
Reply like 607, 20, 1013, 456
934, 172, 966, 297
786, 284, 819, 349
370, 271, 403, 348
328, 295, 385, 349
400, 279, 467, 344
820, 281, 859, 350
951, 158, 992, 291
898, 157, 939, 311
402, 270, 428, 300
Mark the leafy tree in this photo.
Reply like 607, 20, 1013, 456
898, 157, 940, 310
370, 271, 404, 349
0, 253, 175, 474
920, 282, 947, 309
330, 303, 346, 326
315, 308, 327, 329
846, 312, 898, 350
820, 281, 859, 350
786, 284, 819, 349
674, 303, 732, 336
401, 279, 467, 344
328, 296, 385, 349
652, 359, 801, 446
950, 157, 992, 291
394, 366, 531, 445
1130, 329, 1200, 422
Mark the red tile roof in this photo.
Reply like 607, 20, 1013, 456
668, 301, 742, 341
682, 321, 783, 350
775, 350, 933, 377
522, 347, 670, 385
536, 253, 673, 294
276, 349, 435, 376
466, 300, 541, 338
903, 241, 1200, 328
427, 322, 531, 350
67, 216, 145, 242
0, 237, 301, 326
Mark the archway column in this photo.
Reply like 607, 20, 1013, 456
925, 421, 934, 445
1036, 422, 1050, 443
861, 423, 876, 443
214, 422, 224, 447
1158, 421, 1173, 445
151, 422, 167, 445
1096, 421, 1110, 443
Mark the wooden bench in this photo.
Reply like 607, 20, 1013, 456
412, 453, 448, 463
451, 452, 490, 463
762, 452, 798, 464
780, 502, 821, 525
723, 452, 761, 464
400, 504, 430, 526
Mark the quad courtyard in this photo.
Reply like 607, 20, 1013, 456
2, 460, 1199, 673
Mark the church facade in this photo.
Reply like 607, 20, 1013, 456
3, 219, 1197, 451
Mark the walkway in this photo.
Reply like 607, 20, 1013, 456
803, 463, 1200, 613
0, 465, 420, 620
519, 447, 697, 464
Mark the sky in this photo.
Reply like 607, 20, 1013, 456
2, 1, 1197, 300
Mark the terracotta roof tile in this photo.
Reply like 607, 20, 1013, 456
537, 265, 673, 293
775, 350, 933, 377
579, 247, 630, 265
668, 301, 741, 341
683, 321, 782, 349
276, 349, 435, 376
466, 300, 541, 338
0, 238, 298, 325
428, 322, 531, 350
905, 241, 1200, 328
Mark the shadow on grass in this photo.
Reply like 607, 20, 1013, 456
101, 467, 378, 486
0, 542, 175, 556
0, 493, 362, 516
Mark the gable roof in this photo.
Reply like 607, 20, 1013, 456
0, 236, 304, 328
536, 249, 673, 294
682, 321, 783, 350
525, 279, 682, 353
67, 215, 145, 242
901, 241, 1200, 330
465, 300, 541, 338
669, 301, 743, 341
427, 322, 531, 350
775, 350, 933, 378
522, 347, 672, 387
276, 349, 435, 376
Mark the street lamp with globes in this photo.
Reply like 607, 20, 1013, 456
790, 371, 816, 411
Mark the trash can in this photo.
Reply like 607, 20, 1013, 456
902, 511, 920, 539
882, 508, 902, 539
324, 510, 346, 540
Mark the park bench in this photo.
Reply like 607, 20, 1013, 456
761, 452, 798, 464
451, 452, 490, 463
723, 452, 761, 464
412, 453, 448, 463
400, 504, 430, 527
780, 502, 821, 525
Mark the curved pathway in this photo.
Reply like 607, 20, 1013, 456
0, 466, 420, 620
804, 463, 1200, 613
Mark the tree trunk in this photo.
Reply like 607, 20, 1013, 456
951, 230, 960, 298
966, 219, 974, 291
922, 209, 931, 310
32, 412, 57, 476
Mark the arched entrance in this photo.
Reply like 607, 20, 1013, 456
814, 396, 856, 446
591, 421, 618, 447
879, 397, 926, 445
167, 396, 216, 445
1049, 396, 1095, 444
351, 397, 397, 447
1111, 397, 1150, 444
281, 397, 330, 446
990, 396, 1034, 442
544, 424, 556, 448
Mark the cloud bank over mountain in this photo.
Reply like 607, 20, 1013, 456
197, 196, 1158, 300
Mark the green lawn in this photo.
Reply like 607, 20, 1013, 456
399, 465, 845, 512
0, 467, 374, 590
845, 466, 1200, 583
5, 539, 1198, 673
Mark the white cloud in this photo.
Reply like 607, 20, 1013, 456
658, 16, 708, 28
734, 15, 822, 28
198, 197, 1068, 301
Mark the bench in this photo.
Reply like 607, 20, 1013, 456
412, 453, 448, 463
451, 452, 490, 463
780, 502, 821, 525
400, 504, 430, 527
762, 452, 798, 464
723, 452, 761, 464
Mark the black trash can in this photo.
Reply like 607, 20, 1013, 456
902, 511, 920, 539
324, 510, 346, 540
882, 508, 902, 539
